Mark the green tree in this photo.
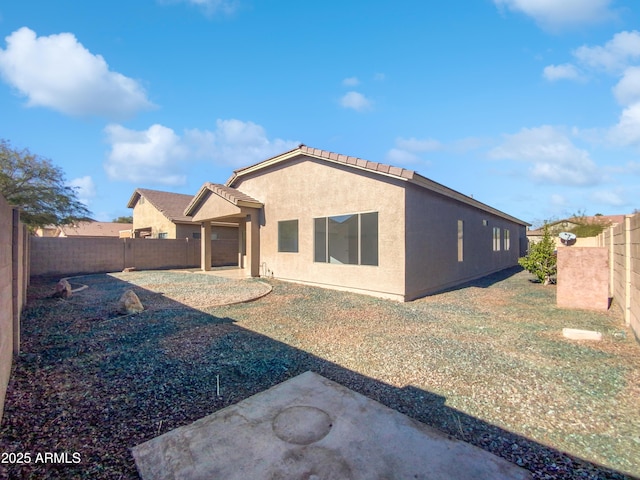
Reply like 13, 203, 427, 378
112, 216, 133, 223
0, 139, 91, 229
519, 223, 556, 285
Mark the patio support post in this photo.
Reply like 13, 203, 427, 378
246, 212, 260, 277
201, 222, 211, 271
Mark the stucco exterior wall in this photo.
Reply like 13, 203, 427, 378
132, 200, 178, 238
557, 247, 609, 311
233, 157, 407, 300
404, 184, 525, 300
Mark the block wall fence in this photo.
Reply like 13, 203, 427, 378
597, 213, 640, 341
30, 236, 237, 277
0, 195, 29, 423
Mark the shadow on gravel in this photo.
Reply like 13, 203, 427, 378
0, 273, 637, 480
431, 266, 525, 295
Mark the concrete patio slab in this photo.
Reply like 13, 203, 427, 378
132, 371, 532, 480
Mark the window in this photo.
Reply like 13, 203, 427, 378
278, 220, 298, 252
492, 227, 500, 251
482, 219, 488, 227
192, 232, 201, 240
314, 212, 378, 266
504, 229, 510, 251
158, 232, 168, 239
457, 220, 464, 262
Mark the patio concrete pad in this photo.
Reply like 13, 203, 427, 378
132, 371, 532, 480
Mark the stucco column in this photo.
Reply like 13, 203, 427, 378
237, 218, 246, 269
246, 212, 260, 277
201, 222, 211, 271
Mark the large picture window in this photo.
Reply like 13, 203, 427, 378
278, 220, 298, 252
314, 212, 378, 266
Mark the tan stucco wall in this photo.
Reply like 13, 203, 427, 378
404, 184, 526, 300
233, 157, 407, 300
557, 247, 609, 311
132, 200, 178, 238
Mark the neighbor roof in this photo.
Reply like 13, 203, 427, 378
127, 188, 196, 224
226, 144, 529, 227
527, 215, 626, 236
60, 221, 132, 237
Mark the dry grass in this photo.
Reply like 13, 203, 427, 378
1, 268, 638, 479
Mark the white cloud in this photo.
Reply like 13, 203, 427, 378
385, 137, 441, 164
613, 66, 640, 106
184, 119, 298, 167
494, 0, 615, 31
549, 193, 568, 207
573, 30, 640, 73
158, 0, 239, 16
339, 91, 373, 112
609, 102, 640, 146
68, 176, 96, 205
543, 63, 583, 81
0, 27, 154, 119
489, 125, 600, 186
104, 124, 189, 185
342, 77, 360, 86
591, 189, 626, 206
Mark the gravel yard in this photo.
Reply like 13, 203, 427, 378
1, 268, 639, 479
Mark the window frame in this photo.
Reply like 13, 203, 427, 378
278, 219, 299, 253
313, 211, 378, 266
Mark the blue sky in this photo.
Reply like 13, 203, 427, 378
1, 0, 639, 225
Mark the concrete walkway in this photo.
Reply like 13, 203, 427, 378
132, 372, 531, 480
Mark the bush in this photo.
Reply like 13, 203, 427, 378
519, 224, 556, 285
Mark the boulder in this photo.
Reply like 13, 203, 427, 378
118, 289, 144, 315
53, 279, 72, 299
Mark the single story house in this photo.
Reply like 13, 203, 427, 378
185, 145, 529, 301
127, 188, 238, 266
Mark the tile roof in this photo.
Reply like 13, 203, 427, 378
183, 183, 263, 217
128, 188, 196, 223
226, 144, 528, 226
229, 144, 415, 183
60, 221, 132, 237
203, 183, 263, 206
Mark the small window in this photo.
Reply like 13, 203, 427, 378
457, 220, 464, 262
504, 229, 510, 251
192, 232, 201, 240
278, 220, 298, 252
482, 219, 488, 227
158, 232, 168, 239
493, 227, 500, 251
211, 233, 218, 241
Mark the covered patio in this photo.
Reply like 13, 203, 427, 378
184, 183, 264, 277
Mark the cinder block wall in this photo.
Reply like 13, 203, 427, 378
0, 195, 28, 423
0, 196, 13, 423
30, 237, 238, 276
597, 213, 640, 341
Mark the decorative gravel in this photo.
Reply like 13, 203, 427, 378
1, 268, 638, 479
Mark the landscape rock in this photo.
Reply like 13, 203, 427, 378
118, 289, 144, 315
53, 279, 72, 299
562, 328, 602, 341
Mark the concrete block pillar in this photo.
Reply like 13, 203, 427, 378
238, 218, 246, 268
201, 222, 211, 271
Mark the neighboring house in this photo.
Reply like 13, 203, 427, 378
127, 188, 238, 266
527, 215, 626, 247
185, 145, 530, 301
34, 221, 133, 238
